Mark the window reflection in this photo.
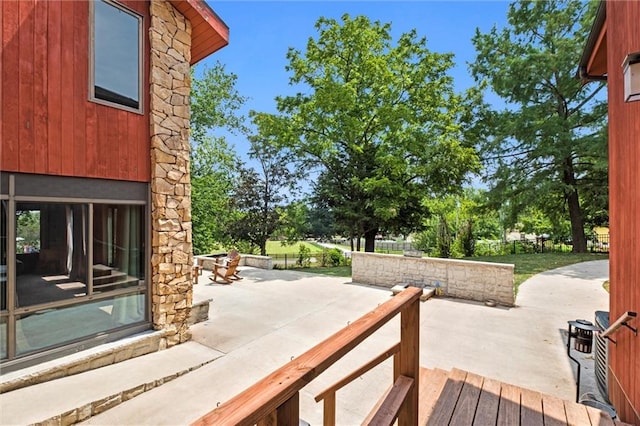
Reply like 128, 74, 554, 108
93, 205, 144, 292
15, 203, 88, 307
1, 200, 7, 311
0, 316, 6, 360
16, 293, 145, 355
93, 0, 141, 110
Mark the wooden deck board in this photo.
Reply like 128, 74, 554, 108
497, 382, 521, 426
472, 376, 502, 426
585, 404, 615, 426
425, 368, 467, 426
520, 387, 544, 426
541, 393, 569, 426
417, 367, 634, 426
450, 370, 484, 426
418, 368, 449, 425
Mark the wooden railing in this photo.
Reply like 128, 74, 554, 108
600, 310, 637, 344
191, 287, 422, 426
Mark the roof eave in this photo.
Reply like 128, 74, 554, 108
577, 0, 607, 82
169, 0, 230, 65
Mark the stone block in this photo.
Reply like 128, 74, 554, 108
92, 394, 122, 415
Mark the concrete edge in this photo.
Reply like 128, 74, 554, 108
35, 354, 220, 425
0, 331, 168, 394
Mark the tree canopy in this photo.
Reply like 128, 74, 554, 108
190, 62, 247, 254
470, 0, 607, 252
252, 14, 479, 252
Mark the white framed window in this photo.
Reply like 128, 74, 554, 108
89, 0, 143, 113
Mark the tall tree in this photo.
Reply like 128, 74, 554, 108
228, 136, 301, 256
190, 62, 247, 254
470, 0, 607, 252
253, 15, 479, 252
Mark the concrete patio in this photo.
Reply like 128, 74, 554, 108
0, 260, 610, 425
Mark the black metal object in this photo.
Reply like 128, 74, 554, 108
594, 311, 610, 401
567, 320, 601, 402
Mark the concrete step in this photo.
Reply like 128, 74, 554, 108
0, 341, 224, 425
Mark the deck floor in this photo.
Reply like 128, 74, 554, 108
419, 367, 630, 426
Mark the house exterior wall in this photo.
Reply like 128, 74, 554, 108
606, 1, 640, 423
0, 0, 151, 182
351, 252, 515, 306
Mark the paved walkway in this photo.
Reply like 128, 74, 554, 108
0, 260, 610, 425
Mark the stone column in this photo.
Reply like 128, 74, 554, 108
148, 0, 193, 346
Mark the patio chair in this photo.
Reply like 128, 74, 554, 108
209, 256, 241, 284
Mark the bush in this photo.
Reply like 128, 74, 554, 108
297, 244, 311, 267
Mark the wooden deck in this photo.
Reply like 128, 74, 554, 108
418, 367, 631, 426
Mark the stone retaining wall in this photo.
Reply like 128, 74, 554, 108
149, 0, 193, 346
195, 254, 273, 270
352, 252, 515, 306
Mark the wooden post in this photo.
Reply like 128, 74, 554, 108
277, 391, 300, 425
323, 392, 336, 426
397, 298, 419, 425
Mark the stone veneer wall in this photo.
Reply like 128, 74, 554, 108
149, 0, 194, 346
352, 252, 515, 306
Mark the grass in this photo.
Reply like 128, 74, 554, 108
264, 240, 323, 255
469, 252, 609, 291
296, 266, 352, 277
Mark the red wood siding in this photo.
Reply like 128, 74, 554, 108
1, 0, 150, 182
606, 1, 640, 424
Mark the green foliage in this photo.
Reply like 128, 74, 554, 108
322, 248, 345, 267
228, 137, 302, 256
297, 243, 312, 267
190, 62, 247, 255
16, 210, 40, 252
437, 215, 452, 258
252, 14, 479, 252
470, 0, 607, 253
457, 220, 475, 257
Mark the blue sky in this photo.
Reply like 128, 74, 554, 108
198, 0, 510, 158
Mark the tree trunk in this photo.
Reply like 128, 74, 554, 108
564, 158, 587, 253
364, 228, 377, 252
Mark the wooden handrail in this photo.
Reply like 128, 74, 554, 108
600, 311, 637, 339
191, 287, 422, 426
315, 343, 401, 403
367, 375, 415, 426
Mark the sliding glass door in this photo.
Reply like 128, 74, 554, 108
1, 174, 149, 369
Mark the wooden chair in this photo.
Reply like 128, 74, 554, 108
209, 256, 241, 284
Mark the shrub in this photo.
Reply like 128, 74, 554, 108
297, 243, 311, 267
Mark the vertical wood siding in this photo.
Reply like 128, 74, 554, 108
1, 0, 150, 182
606, 1, 640, 424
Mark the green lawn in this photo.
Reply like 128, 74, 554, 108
469, 252, 609, 291
265, 240, 323, 255
296, 266, 352, 277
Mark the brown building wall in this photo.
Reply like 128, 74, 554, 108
1, 0, 151, 182
606, 1, 640, 424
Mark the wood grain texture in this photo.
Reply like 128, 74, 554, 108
367, 375, 414, 426
418, 368, 449, 425
604, 1, 640, 423
426, 368, 467, 426
449, 370, 483, 426
1, 0, 150, 182
540, 393, 568, 426
2, 1, 21, 170
496, 382, 520, 426
472, 376, 501, 426
520, 387, 544, 426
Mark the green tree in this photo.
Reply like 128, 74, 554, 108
228, 137, 301, 256
470, 0, 607, 253
253, 15, 479, 252
190, 62, 247, 254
